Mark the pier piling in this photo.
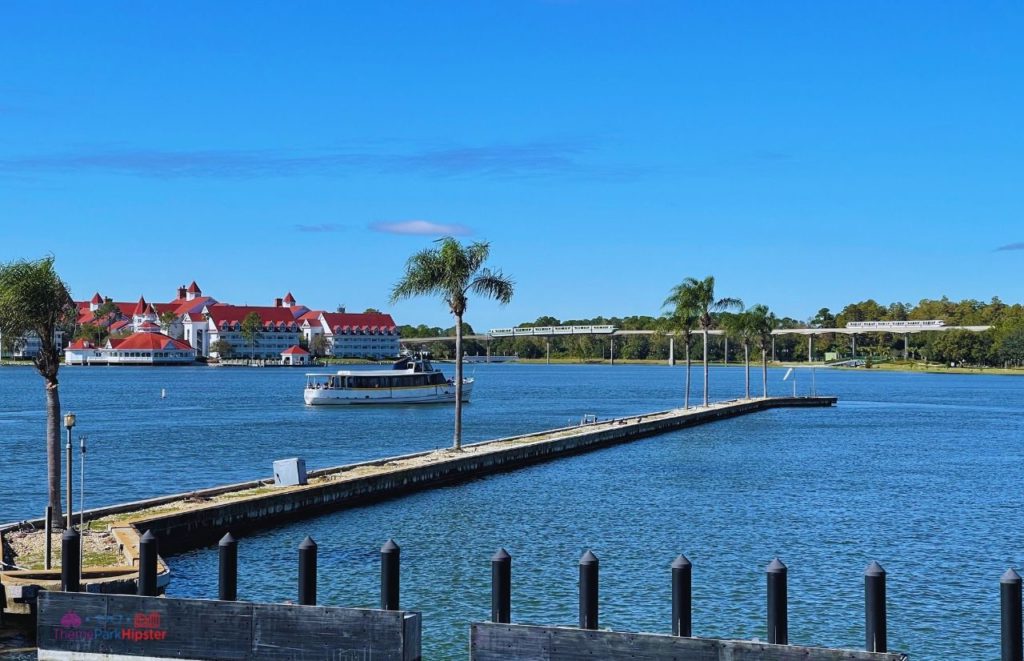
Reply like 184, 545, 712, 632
491, 548, 511, 624
60, 528, 80, 593
137, 530, 158, 596
864, 561, 887, 652
579, 550, 599, 630
380, 539, 400, 610
671, 554, 692, 636
1002, 568, 1022, 661
298, 536, 317, 606
218, 532, 238, 601
44, 505, 53, 570
766, 557, 788, 645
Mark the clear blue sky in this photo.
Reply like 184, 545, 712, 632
1, 1, 1021, 328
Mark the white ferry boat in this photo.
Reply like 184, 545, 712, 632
303, 353, 473, 406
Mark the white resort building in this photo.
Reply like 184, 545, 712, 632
65, 282, 402, 364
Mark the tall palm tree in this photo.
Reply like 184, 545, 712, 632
391, 237, 514, 450
667, 276, 742, 407
0, 256, 77, 525
723, 309, 756, 399
661, 304, 698, 409
748, 304, 777, 398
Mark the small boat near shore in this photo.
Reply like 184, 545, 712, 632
304, 352, 472, 405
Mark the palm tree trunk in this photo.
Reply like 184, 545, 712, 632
744, 343, 750, 399
702, 328, 709, 407
762, 349, 768, 398
45, 377, 63, 526
453, 315, 463, 451
684, 340, 691, 410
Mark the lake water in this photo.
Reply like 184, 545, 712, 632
1, 363, 1022, 659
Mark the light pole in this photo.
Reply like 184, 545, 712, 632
79, 435, 87, 569
63, 412, 75, 530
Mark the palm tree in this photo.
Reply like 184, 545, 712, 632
661, 304, 698, 409
723, 309, 756, 399
0, 256, 77, 525
667, 276, 742, 407
748, 304, 777, 398
391, 237, 514, 450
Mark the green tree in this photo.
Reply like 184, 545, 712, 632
998, 326, 1024, 367
660, 303, 699, 409
391, 237, 514, 450
748, 304, 776, 398
666, 276, 742, 407
723, 308, 757, 399
159, 310, 178, 337
240, 312, 262, 360
0, 256, 77, 524
210, 338, 233, 359
310, 334, 330, 358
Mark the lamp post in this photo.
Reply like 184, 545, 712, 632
63, 412, 75, 530
79, 435, 87, 568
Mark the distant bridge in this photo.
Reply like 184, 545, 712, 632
400, 322, 992, 364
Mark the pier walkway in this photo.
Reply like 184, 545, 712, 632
2, 396, 836, 606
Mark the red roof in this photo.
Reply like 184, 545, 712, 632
67, 339, 95, 350
281, 346, 309, 355
207, 305, 302, 326
110, 332, 193, 352
131, 296, 147, 316
283, 292, 296, 303
320, 312, 397, 332
107, 338, 126, 349
90, 293, 103, 304
174, 296, 216, 315
187, 281, 201, 293
109, 319, 132, 333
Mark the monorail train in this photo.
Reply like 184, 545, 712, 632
846, 320, 945, 329
488, 325, 618, 336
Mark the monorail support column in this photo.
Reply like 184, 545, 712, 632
545, 338, 550, 365
669, 337, 675, 366
771, 335, 775, 362
852, 334, 856, 359
724, 337, 729, 366
610, 337, 615, 366
486, 341, 491, 364
904, 333, 909, 361
807, 335, 813, 363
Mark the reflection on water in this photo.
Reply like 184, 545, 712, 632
3, 364, 1023, 659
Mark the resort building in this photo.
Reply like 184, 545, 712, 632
64, 282, 400, 363
65, 332, 196, 365
301, 311, 400, 359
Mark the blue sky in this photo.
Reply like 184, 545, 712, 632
1, 1, 1021, 328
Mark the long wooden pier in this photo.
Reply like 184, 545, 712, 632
2, 396, 836, 604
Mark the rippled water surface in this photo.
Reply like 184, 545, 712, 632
2, 363, 1022, 659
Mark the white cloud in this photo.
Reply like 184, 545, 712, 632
370, 220, 472, 236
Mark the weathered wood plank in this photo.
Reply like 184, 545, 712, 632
469, 623, 907, 661
38, 591, 420, 660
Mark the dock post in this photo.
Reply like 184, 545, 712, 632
491, 548, 511, 623
864, 561, 887, 652
766, 557, 788, 645
298, 536, 317, 605
579, 550, 599, 630
1002, 568, 1022, 661
672, 554, 692, 636
381, 539, 400, 610
44, 506, 53, 570
218, 532, 238, 601
61, 528, 81, 592
138, 530, 158, 596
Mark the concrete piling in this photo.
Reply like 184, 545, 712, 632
865, 561, 887, 652
671, 554, 692, 637
766, 557, 788, 645
579, 550, 599, 630
380, 539, 400, 610
298, 536, 317, 606
219, 532, 238, 601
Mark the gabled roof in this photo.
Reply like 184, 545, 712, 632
110, 332, 193, 352
90, 293, 103, 304
131, 296, 148, 316
107, 338, 126, 349
174, 296, 216, 315
206, 305, 302, 326
283, 292, 296, 303
187, 281, 201, 293
281, 345, 309, 355
67, 339, 96, 350
320, 312, 397, 332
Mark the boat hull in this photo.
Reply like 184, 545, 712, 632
304, 379, 473, 406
